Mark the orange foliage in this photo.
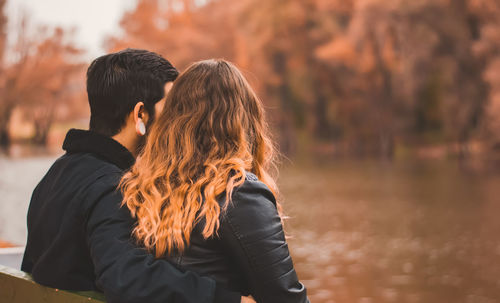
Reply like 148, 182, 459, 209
103, 0, 500, 156
0, 10, 85, 146
3, 0, 500, 155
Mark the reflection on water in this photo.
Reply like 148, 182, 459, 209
281, 160, 500, 303
1, 155, 499, 302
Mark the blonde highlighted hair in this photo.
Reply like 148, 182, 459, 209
120, 59, 278, 257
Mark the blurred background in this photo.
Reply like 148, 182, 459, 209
1, 0, 500, 302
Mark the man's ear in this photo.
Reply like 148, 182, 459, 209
133, 102, 147, 136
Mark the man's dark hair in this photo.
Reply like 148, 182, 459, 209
87, 48, 179, 136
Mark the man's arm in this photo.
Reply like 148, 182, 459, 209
85, 177, 242, 303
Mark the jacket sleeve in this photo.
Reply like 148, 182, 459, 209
84, 174, 241, 303
219, 177, 309, 303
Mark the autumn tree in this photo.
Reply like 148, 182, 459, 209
107, 0, 239, 68
471, 0, 500, 151
0, 9, 84, 147
18, 27, 84, 145
108, 0, 498, 158
0, 0, 8, 146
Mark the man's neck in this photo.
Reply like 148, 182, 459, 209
112, 132, 137, 157
62, 129, 136, 170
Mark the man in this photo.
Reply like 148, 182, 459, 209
21, 49, 254, 303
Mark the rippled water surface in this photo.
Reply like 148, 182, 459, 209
281, 160, 500, 303
1, 156, 499, 302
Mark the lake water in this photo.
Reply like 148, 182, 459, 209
1, 155, 499, 303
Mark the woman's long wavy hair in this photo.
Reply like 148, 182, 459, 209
120, 59, 278, 257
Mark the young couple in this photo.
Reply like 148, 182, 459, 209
21, 49, 309, 303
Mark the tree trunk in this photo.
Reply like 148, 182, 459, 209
312, 74, 331, 139
0, 127, 9, 148
32, 126, 50, 146
31, 114, 53, 146
370, 30, 396, 159
272, 51, 296, 155
0, 104, 13, 149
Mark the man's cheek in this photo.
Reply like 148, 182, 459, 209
155, 98, 166, 114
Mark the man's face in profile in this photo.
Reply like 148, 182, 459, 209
155, 82, 174, 114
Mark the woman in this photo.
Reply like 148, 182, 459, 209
120, 59, 309, 303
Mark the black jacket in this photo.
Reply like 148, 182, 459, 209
165, 173, 309, 303
21, 129, 240, 303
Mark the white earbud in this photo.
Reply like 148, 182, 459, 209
136, 120, 146, 136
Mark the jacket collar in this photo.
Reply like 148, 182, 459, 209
62, 129, 135, 170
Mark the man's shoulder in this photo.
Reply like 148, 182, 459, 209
51, 152, 125, 194
58, 153, 125, 216
60, 151, 124, 175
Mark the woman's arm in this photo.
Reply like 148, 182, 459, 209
219, 176, 309, 303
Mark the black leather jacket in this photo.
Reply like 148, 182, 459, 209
165, 173, 310, 303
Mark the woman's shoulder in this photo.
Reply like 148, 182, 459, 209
231, 171, 276, 206
244, 171, 259, 182
222, 171, 279, 225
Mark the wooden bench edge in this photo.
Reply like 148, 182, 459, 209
0, 264, 106, 302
